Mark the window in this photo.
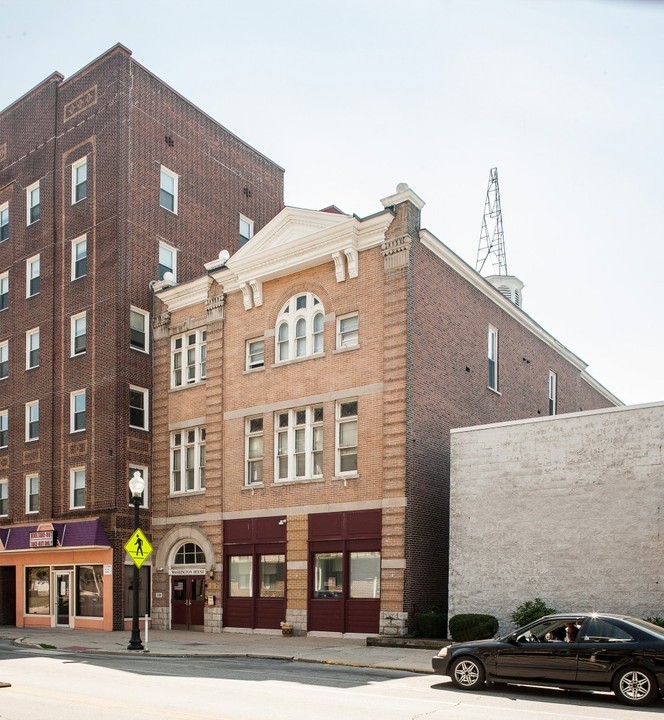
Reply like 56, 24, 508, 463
26, 567, 49, 614
25, 401, 39, 441
159, 166, 178, 213
337, 313, 359, 349
350, 551, 381, 598
275, 405, 323, 481
130, 307, 149, 352
0, 479, 7, 516
26, 328, 40, 369
245, 416, 264, 485
175, 542, 205, 564
0, 409, 7, 447
313, 552, 343, 598
128, 465, 148, 508
0, 341, 7, 379
487, 326, 498, 391
26, 255, 40, 297
26, 474, 39, 513
239, 215, 253, 246
549, 371, 557, 415
275, 293, 325, 362
71, 312, 86, 356
129, 386, 148, 430
171, 427, 206, 493
26, 181, 40, 225
0, 271, 7, 310
77, 565, 103, 617
229, 555, 252, 597
336, 400, 358, 475
158, 241, 177, 281
245, 338, 264, 370
71, 235, 87, 280
72, 157, 87, 203
0, 202, 7, 242
70, 390, 86, 432
70, 467, 86, 508
259, 554, 285, 597
171, 330, 206, 387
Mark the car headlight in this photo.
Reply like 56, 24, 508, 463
437, 647, 449, 658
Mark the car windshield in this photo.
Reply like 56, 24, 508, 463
624, 617, 664, 640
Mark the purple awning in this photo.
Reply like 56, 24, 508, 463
0, 519, 111, 551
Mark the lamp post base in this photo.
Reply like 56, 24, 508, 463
127, 633, 144, 651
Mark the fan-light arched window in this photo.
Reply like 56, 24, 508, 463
174, 542, 205, 565
275, 293, 325, 362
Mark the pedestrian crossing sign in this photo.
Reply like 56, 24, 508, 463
125, 528, 153, 569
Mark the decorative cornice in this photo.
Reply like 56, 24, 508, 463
205, 294, 225, 322
382, 235, 411, 270
153, 312, 171, 340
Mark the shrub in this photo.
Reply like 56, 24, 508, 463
645, 616, 664, 629
511, 598, 557, 627
449, 613, 499, 642
414, 608, 447, 638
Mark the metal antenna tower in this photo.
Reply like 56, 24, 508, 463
476, 167, 508, 276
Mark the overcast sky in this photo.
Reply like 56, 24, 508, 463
2, 0, 663, 405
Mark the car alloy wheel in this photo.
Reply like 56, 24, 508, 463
450, 657, 485, 690
614, 667, 658, 706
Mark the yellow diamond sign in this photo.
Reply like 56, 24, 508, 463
124, 529, 153, 569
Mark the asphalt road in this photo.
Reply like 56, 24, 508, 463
0, 641, 662, 720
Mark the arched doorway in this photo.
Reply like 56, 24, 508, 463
171, 542, 206, 631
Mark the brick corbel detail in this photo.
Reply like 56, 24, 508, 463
382, 235, 411, 271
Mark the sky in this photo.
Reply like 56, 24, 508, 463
2, 0, 663, 405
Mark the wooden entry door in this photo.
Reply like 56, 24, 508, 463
171, 576, 205, 630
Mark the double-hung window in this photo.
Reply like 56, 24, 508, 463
26, 181, 40, 225
71, 312, 86, 356
130, 307, 149, 352
129, 386, 148, 430
0, 271, 8, 310
26, 328, 40, 369
172, 330, 206, 387
26, 401, 39, 441
0, 479, 7, 516
246, 338, 264, 370
487, 326, 498, 392
26, 255, 40, 297
159, 166, 178, 213
0, 202, 8, 242
70, 390, 86, 432
0, 409, 7, 447
26, 474, 39, 513
337, 313, 359, 349
336, 400, 358, 475
275, 293, 325, 362
239, 215, 253, 246
245, 417, 264, 485
70, 467, 86, 508
275, 405, 323, 481
171, 427, 206, 493
72, 157, 88, 203
71, 236, 87, 280
158, 241, 177, 281
549, 371, 557, 415
0, 341, 7, 380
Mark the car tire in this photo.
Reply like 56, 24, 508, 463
613, 666, 659, 706
450, 656, 486, 691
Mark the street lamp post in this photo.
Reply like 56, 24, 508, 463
128, 471, 145, 651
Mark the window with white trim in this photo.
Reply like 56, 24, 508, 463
25, 401, 39, 441
26, 328, 40, 369
158, 241, 177, 281
26, 474, 39, 513
487, 326, 498, 391
70, 390, 86, 432
159, 166, 178, 213
0, 479, 7, 516
72, 157, 88, 203
337, 313, 359, 349
128, 465, 148, 508
275, 293, 325, 362
70, 467, 85, 508
0, 409, 7, 448
246, 338, 264, 370
71, 312, 86, 356
171, 330, 206, 387
26, 254, 40, 297
129, 386, 148, 430
275, 405, 323, 481
239, 215, 253, 246
0, 271, 8, 310
245, 416, 263, 485
71, 235, 87, 280
336, 400, 358, 475
549, 371, 557, 416
26, 181, 40, 225
171, 427, 206, 493
0, 340, 7, 380
130, 307, 149, 353
0, 202, 8, 242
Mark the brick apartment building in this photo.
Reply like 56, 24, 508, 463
149, 184, 620, 636
0, 45, 284, 630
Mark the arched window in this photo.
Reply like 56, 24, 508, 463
275, 293, 325, 362
174, 542, 205, 565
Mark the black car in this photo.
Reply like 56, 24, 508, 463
432, 613, 664, 706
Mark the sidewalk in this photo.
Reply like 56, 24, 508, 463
0, 626, 440, 674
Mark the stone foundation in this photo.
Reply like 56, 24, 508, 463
379, 611, 408, 636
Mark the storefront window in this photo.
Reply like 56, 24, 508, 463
77, 565, 103, 617
349, 551, 381, 598
259, 554, 285, 598
313, 552, 343, 598
123, 565, 151, 618
26, 567, 50, 615
229, 555, 253, 597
